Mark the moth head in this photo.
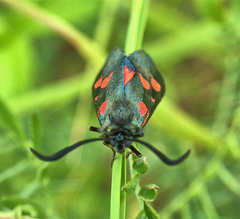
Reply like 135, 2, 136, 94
109, 132, 132, 154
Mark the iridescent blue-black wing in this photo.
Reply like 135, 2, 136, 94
127, 50, 165, 127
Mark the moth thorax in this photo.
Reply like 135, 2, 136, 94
110, 133, 132, 154
109, 100, 134, 126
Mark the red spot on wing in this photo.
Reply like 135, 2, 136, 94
139, 101, 148, 115
142, 111, 149, 126
95, 96, 99, 101
94, 76, 102, 89
139, 73, 150, 90
151, 96, 155, 103
124, 65, 135, 86
151, 76, 161, 92
99, 100, 108, 114
101, 72, 113, 88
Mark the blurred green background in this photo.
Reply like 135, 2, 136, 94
0, 0, 239, 218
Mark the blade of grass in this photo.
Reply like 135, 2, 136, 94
9, 72, 92, 115
119, 152, 126, 219
216, 163, 240, 196
110, 154, 123, 219
0, 140, 19, 156
0, 97, 25, 141
0, 161, 28, 184
197, 183, 219, 219
125, 0, 150, 55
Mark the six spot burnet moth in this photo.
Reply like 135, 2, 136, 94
30, 48, 190, 166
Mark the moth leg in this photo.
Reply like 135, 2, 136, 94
126, 152, 135, 159
127, 145, 142, 158
89, 126, 101, 133
136, 132, 144, 138
105, 144, 116, 168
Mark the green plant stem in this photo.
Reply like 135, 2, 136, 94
110, 154, 123, 219
120, 152, 126, 219
125, 0, 150, 55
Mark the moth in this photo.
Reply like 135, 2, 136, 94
31, 48, 190, 166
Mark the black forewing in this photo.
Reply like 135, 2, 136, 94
92, 48, 125, 125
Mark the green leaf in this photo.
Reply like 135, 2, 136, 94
138, 184, 159, 201
143, 201, 160, 219
135, 209, 147, 219
132, 157, 149, 175
122, 174, 140, 196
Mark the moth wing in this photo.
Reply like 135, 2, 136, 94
128, 50, 165, 126
92, 48, 125, 125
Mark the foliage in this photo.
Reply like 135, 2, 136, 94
0, 0, 239, 218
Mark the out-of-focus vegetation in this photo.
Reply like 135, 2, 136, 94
0, 0, 239, 218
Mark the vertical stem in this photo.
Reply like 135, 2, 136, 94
125, 0, 150, 54
110, 0, 150, 218
120, 152, 126, 219
110, 154, 123, 219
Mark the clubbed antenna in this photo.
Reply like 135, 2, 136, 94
30, 138, 105, 161
133, 139, 190, 165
